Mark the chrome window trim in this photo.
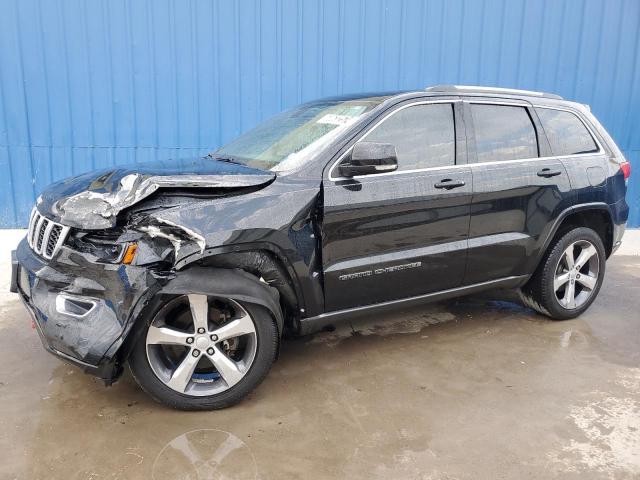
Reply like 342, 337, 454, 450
327, 100, 604, 182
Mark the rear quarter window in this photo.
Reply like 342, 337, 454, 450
536, 107, 599, 156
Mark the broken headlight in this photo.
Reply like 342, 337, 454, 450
65, 230, 129, 263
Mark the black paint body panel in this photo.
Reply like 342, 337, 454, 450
464, 158, 572, 284
322, 167, 473, 310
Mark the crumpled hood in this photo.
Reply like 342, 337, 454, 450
37, 157, 275, 229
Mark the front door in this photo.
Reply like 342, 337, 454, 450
321, 101, 472, 312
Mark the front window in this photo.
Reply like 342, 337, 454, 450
214, 97, 387, 172
363, 103, 456, 170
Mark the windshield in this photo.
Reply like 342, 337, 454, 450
213, 97, 387, 171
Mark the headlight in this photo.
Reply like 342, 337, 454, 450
66, 230, 135, 264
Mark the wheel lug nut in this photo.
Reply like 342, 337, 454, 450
192, 349, 200, 357
197, 328, 206, 334
186, 337, 194, 344
210, 334, 218, 341
207, 347, 214, 355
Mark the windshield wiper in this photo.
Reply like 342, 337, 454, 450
206, 153, 243, 165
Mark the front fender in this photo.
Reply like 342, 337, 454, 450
160, 267, 284, 334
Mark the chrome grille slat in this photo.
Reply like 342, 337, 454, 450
29, 213, 42, 247
27, 209, 38, 247
34, 216, 46, 249
46, 225, 63, 257
27, 208, 70, 259
36, 219, 50, 251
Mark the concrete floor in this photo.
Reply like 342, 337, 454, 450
1, 230, 639, 480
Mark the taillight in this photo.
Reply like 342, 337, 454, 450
620, 161, 631, 180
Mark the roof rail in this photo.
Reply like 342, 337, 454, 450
425, 85, 563, 100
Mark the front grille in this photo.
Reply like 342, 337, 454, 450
46, 225, 63, 257
27, 208, 70, 260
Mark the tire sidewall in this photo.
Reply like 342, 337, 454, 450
541, 227, 606, 319
128, 296, 278, 410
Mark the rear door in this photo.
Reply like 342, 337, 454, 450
462, 100, 572, 285
321, 100, 472, 311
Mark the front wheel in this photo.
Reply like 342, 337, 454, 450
128, 294, 278, 410
520, 227, 606, 320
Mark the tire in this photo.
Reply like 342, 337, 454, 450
520, 227, 606, 320
128, 294, 278, 410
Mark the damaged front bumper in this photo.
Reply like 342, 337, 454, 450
12, 239, 163, 383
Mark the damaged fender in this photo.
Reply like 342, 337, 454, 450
201, 251, 299, 312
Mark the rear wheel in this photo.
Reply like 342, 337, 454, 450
128, 294, 278, 410
520, 227, 606, 320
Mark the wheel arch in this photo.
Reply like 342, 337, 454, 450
534, 203, 614, 273
115, 266, 285, 368
178, 244, 303, 322
159, 266, 285, 333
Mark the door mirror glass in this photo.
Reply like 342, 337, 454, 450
338, 142, 398, 177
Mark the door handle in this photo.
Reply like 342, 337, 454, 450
537, 168, 562, 178
434, 178, 466, 189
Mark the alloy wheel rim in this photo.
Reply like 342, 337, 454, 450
553, 240, 600, 310
146, 294, 257, 396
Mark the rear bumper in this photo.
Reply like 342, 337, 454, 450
11, 238, 160, 382
610, 197, 629, 255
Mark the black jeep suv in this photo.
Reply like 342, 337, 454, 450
11, 85, 630, 410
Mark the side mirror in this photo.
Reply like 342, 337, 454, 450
338, 142, 398, 177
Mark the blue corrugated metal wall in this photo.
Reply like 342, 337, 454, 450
0, 0, 638, 227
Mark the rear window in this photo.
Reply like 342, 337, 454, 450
536, 108, 599, 156
470, 104, 538, 163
